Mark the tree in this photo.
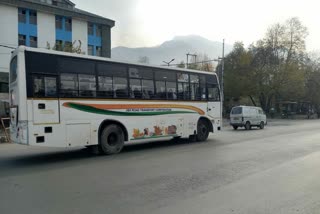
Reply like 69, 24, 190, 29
223, 17, 310, 113
177, 61, 186, 68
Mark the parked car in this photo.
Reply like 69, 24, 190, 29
230, 106, 267, 130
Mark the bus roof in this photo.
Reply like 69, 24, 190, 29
14, 46, 218, 77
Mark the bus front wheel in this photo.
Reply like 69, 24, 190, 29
196, 119, 210, 142
100, 124, 124, 155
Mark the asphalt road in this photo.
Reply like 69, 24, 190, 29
1, 119, 320, 214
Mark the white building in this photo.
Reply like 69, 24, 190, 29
0, 0, 115, 116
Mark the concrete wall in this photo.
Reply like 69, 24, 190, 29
37, 12, 55, 49
72, 19, 88, 54
0, 5, 18, 73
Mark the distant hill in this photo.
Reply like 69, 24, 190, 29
111, 35, 232, 66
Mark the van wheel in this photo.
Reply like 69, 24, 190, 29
100, 124, 124, 155
233, 126, 238, 130
197, 119, 210, 142
245, 122, 251, 130
259, 121, 265, 129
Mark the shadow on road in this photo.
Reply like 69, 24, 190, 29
0, 138, 206, 177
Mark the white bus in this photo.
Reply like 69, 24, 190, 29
9, 46, 221, 155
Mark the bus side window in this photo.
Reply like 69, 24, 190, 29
199, 75, 206, 100
155, 81, 166, 99
33, 76, 57, 97
60, 73, 78, 97
113, 77, 128, 98
142, 79, 154, 99
33, 76, 45, 97
79, 74, 96, 97
98, 76, 113, 98
166, 82, 177, 100
208, 84, 220, 101
130, 79, 142, 99
177, 73, 189, 100
44, 77, 57, 97
190, 74, 200, 100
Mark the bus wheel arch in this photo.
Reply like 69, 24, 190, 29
98, 120, 128, 155
196, 117, 213, 142
99, 120, 128, 142
199, 117, 213, 133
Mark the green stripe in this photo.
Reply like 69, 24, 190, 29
66, 103, 196, 116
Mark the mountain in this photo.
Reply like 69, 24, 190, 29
111, 35, 232, 66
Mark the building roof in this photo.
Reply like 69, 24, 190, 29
0, 0, 115, 27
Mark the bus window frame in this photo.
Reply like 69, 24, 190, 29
32, 74, 59, 98
24, 51, 220, 102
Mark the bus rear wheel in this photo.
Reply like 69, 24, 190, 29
196, 119, 210, 142
100, 124, 124, 155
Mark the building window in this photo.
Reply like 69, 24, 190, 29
29, 11, 37, 25
55, 16, 62, 29
88, 23, 94, 35
65, 18, 72, 31
18, 34, 26, 46
30, 36, 38, 48
88, 45, 94, 56
18, 9, 26, 23
96, 25, 102, 37
96, 47, 102, 56
52, 0, 58, 6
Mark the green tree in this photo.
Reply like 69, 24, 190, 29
223, 17, 310, 113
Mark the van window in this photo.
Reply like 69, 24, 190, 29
231, 107, 242, 114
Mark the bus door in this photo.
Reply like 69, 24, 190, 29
32, 75, 60, 124
207, 84, 221, 119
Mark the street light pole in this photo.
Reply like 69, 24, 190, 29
221, 39, 225, 125
163, 58, 175, 66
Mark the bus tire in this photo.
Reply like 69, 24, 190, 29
100, 124, 124, 155
196, 119, 210, 142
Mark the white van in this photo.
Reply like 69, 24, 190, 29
230, 106, 267, 130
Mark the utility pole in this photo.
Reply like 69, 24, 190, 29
221, 39, 225, 124
186, 53, 197, 69
221, 39, 225, 102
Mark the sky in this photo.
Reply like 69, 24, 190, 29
73, 0, 320, 51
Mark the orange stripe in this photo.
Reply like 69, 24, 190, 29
64, 103, 205, 115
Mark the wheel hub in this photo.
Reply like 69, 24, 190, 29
108, 133, 118, 146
